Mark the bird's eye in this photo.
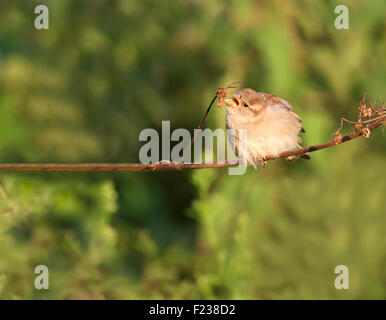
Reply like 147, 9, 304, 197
243, 103, 249, 108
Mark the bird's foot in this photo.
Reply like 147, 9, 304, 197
257, 157, 267, 167
157, 160, 177, 165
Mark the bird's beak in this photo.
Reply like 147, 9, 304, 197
224, 93, 241, 108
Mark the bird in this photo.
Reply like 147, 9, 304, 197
224, 88, 311, 167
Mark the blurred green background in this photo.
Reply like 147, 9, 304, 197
0, 0, 385, 299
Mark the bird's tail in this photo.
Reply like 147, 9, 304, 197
285, 152, 311, 162
300, 153, 311, 160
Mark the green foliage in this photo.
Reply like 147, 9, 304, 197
0, 0, 385, 299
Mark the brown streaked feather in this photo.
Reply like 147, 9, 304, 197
288, 110, 302, 123
259, 92, 303, 124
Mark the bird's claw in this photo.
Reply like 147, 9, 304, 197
257, 157, 267, 167
157, 160, 176, 165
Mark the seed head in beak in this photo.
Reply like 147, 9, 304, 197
224, 93, 241, 108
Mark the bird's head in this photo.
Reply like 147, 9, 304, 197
225, 88, 267, 121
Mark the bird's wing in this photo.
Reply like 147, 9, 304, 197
260, 93, 304, 130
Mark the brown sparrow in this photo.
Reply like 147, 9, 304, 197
224, 88, 310, 167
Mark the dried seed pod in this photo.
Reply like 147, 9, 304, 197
215, 81, 242, 108
332, 131, 343, 144
216, 87, 228, 108
360, 128, 371, 138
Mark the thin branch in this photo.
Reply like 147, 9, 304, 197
0, 93, 384, 172
0, 117, 383, 172
188, 81, 242, 148
0, 161, 239, 172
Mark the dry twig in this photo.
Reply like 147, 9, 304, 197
188, 81, 241, 148
0, 90, 384, 172
332, 94, 385, 143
